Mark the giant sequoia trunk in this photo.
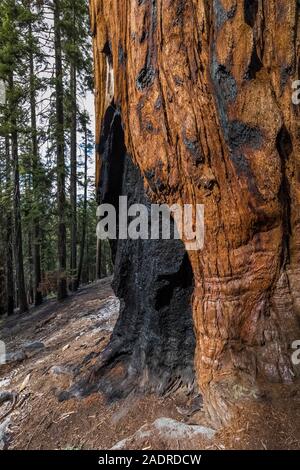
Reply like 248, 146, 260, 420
90, 0, 300, 425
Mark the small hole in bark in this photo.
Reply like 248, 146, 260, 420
276, 125, 293, 263
245, 46, 263, 80
102, 41, 113, 66
244, 0, 258, 28
276, 125, 293, 160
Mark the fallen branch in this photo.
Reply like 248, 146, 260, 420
0, 393, 30, 423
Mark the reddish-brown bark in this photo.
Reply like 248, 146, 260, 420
90, 0, 300, 425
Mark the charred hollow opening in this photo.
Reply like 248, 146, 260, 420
244, 0, 258, 28
99, 107, 196, 398
66, 106, 196, 401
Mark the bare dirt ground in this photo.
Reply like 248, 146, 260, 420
0, 278, 300, 450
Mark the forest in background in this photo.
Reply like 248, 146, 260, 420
0, 0, 112, 316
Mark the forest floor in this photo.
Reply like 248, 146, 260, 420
0, 278, 300, 450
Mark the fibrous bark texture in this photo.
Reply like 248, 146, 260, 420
90, 0, 300, 425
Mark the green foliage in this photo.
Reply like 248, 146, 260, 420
0, 1, 106, 311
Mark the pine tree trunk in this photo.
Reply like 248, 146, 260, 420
54, 0, 67, 301
27, 230, 34, 305
5, 135, 14, 315
0, 160, 6, 316
70, 63, 77, 291
9, 73, 28, 314
77, 122, 88, 288
0, 253, 6, 316
90, 0, 300, 425
29, 20, 43, 307
69, 2, 78, 292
